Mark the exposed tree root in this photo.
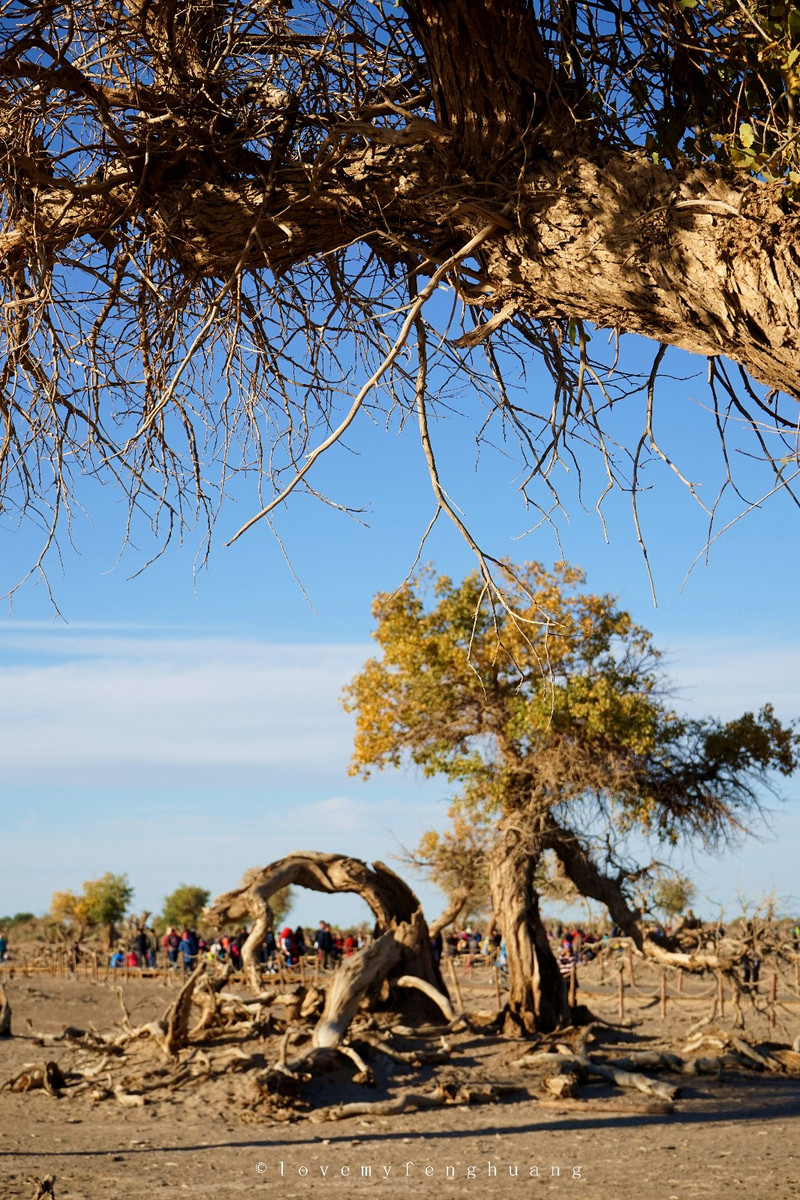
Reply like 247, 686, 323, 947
115, 965, 205, 1057
307, 1079, 523, 1123
29, 1177, 56, 1200
514, 1050, 681, 1101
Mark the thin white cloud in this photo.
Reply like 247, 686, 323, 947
0, 629, 371, 782
0, 624, 797, 922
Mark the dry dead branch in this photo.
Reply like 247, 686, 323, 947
307, 1080, 523, 1123
354, 1030, 452, 1067
513, 1051, 680, 1102
25, 1021, 124, 1055
29, 1178, 56, 1200
114, 965, 205, 1058
3, 1061, 68, 1097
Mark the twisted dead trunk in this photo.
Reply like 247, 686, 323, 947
208, 852, 446, 1021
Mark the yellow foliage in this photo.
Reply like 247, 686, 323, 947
343, 560, 799, 860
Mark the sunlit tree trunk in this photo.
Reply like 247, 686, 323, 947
489, 822, 569, 1035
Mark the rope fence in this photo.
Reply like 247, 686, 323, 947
3, 947, 800, 1031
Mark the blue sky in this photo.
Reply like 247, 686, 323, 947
1, 332, 798, 931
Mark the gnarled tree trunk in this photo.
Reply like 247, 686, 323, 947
207, 852, 446, 1022
548, 823, 741, 975
489, 823, 569, 1035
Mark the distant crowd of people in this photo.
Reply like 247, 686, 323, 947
90, 915, 800, 987
437, 924, 606, 978
107, 921, 370, 972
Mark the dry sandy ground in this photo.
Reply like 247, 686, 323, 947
1, 965, 799, 1200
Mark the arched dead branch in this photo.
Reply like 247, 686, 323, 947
207, 851, 446, 1012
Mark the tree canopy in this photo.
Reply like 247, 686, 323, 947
1, 0, 799, 591
344, 561, 799, 1030
161, 883, 211, 930
50, 872, 134, 940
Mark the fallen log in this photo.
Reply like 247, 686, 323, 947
308, 1080, 522, 1123
513, 1051, 680, 1101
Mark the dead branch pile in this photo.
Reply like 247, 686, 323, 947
4, 959, 799, 1125
509, 1019, 800, 1116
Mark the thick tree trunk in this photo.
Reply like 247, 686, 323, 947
489, 824, 569, 1035
5, 129, 800, 401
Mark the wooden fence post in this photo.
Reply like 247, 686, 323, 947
617, 967, 625, 1021
448, 956, 465, 1013
568, 965, 577, 1008
660, 968, 667, 1020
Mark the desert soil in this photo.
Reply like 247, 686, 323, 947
1, 962, 799, 1200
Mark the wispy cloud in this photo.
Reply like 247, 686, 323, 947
0, 626, 370, 785
0, 623, 797, 923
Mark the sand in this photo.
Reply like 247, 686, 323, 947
1, 960, 799, 1199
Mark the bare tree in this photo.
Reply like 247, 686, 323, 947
1, 0, 799, 594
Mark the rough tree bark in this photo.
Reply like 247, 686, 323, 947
3, 2, 800, 401
489, 822, 570, 1035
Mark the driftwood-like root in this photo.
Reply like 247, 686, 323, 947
514, 1051, 680, 1101
117, 965, 205, 1058
308, 1080, 522, 1123
394, 975, 460, 1024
